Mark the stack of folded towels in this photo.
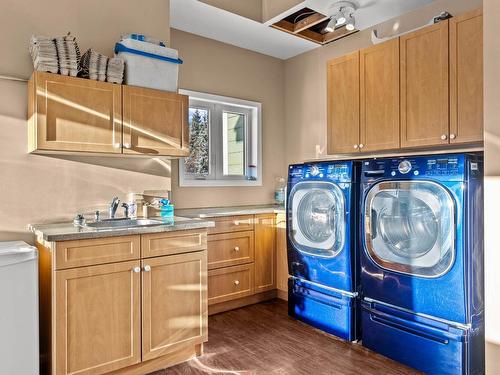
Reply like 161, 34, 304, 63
54, 34, 80, 76
29, 36, 59, 74
80, 49, 124, 84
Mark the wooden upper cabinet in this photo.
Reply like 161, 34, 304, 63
327, 51, 360, 154
54, 261, 141, 375
360, 39, 400, 152
400, 21, 450, 148
254, 214, 276, 292
29, 71, 122, 153
450, 8, 484, 144
141, 252, 207, 361
122, 85, 189, 156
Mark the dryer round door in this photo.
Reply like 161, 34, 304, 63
364, 180, 455, 278
289, 181, 346, 257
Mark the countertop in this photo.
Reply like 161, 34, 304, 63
175, 204, 285, 219
30, 216, 215, 242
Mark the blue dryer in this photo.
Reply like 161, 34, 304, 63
360, 153, 484, 375
287, 161, 360, 341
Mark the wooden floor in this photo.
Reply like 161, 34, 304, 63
150, 299, 420, 375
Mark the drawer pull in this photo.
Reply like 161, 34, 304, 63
143, 265, 151, 272
234, 221, 240, 226
234, 280, 240, 286
234, 246, 240, 252
132, 266, 141, 273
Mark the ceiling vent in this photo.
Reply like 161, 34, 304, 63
270, 2, 358, 45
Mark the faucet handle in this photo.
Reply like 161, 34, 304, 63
122, 202, 130, 218
94, 210, 100, 222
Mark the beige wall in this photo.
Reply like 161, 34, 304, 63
170, 29, 286, 209
0, 0, 172, 243
283, 0, 482, 165
484, 0, 500, 364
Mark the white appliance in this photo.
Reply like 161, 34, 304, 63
0, 241, 38, 375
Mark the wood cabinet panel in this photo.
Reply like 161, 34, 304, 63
208, 215, 255, 235
327, 51, 360, 154
29, 72, 122, 153
275, 212, 289, 295
450, 8, 484, 144
55, 261, 141, 375
360, 39, 400, 152
122, 86, 189, 156
55, 235, 140, 270
400, 21, 449, 148
208, 263, 254, 305
141, 252, 207, 361
141, 230, 207, 258
207, 231, 254, 270
254, 214, 276, 292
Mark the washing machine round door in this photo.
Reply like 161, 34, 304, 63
364, 180, 455, 277
289, 181, 345, 257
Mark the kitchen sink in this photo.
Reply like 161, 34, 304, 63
86, 218, 164, 229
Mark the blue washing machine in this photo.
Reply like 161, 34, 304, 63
359, 153, 484, 375
287, 161, 360, 341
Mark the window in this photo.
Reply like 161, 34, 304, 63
179, 90, 262, 187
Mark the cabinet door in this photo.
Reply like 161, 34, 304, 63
55, 261, 141, 375
450, 9, 483, 144
31, 72, 122, 153
122, 86, 189, 156
327, 51, 360, 154
400, 21, 449, 148
141, 252, 207, 361
254, 214, 276, 292
360, 39, 400, 152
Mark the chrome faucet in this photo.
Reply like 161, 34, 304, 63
109, 197, 120, 219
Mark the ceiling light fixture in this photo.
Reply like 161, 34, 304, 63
345, 14, 356, 30
323, 1, 357, 33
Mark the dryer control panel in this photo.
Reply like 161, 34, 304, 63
288, 161, 356, 183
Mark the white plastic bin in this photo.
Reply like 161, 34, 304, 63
115, 38, 182, 92
0, 241, 39, 375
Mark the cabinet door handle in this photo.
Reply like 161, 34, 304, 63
124, 143, 132, 149
234, 246, 240, 252
359, 144, 364, 149
450, 134, 456, 140
234, 280, 240, 286
132, 266, 141, 273
353, 144, 359, 149
441, 134, 448, 140
234, 221, 240, 226
143, 265, 151, 272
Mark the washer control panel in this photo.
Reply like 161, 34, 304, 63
289, 163, 353, 182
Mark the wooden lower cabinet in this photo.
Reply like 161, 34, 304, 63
141, 252, 207, 362
254, 214, 276, 292
38, 231, 208, 375
54, 261, 141, 375
206, 213, 279, 314
208, 263, 255, 305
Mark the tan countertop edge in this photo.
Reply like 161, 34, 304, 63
29, 216, 215, 242
175, 204, 286, 219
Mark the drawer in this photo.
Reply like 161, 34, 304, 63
208, 231, 254, 270
208, 264, 254, 305
55, 235, 140, 270
208, 215, 254, 235
141, 229, 207, 258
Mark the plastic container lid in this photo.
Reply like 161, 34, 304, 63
0, 241, 37, 267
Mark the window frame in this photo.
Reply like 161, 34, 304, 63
179, 89, 262, 187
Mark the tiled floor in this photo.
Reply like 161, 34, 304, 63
150, 299, 420, 374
